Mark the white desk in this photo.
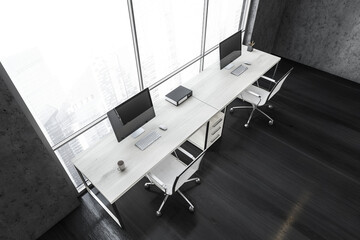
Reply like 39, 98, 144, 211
72, 96, 218, 228
72, 47, 280, 228
184, 45, 281, 111
185, 46, 280, 150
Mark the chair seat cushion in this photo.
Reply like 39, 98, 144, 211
238, 84, 269, 106
147, 154, 187, 195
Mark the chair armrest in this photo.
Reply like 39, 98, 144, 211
177, 146, 195, 160
260, 75, 276, 83
147, 173, 166, 188
246, 90, 261, 98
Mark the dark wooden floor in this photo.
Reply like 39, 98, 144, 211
38, 59, 360, 240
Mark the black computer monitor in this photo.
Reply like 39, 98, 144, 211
107, 88, 155, 142
219, 30, 242, 69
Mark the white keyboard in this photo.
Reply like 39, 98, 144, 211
135, 131, 161, 150
231, 64, 248, 76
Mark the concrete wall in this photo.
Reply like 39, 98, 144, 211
248, 0, 360, 83
243, 0, 259, 46
269, 0, 360, 84
0, 63, 79, 240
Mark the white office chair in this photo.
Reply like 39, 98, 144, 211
230, 67, 293, 127
144, 147, 205, 216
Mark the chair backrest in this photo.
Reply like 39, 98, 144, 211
268, 67, 293, 101
172, 151, 206, 193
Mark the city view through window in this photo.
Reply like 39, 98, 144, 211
0, 0, 249, 189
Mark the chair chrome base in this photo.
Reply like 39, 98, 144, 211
230, 104, 274, 128
145, 177, 200, 217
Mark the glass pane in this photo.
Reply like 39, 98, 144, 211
55, 119, 112, 187
133, 0, 203, 88
150, 62, 200, 103
0, 0, 139, 147
205, 0, 244, 50
204, 49, 220, 69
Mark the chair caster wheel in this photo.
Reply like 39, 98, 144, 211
269, 120, 273, 125
229, 108, 234, 113
195, 178, 201, 184
144, 183, 150, 189
244, 123, 249, 128
189, 206, 194, 212
156, 211, 162, 217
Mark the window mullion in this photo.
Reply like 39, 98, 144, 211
127, 0, 144, 90
199, 0, 209, 72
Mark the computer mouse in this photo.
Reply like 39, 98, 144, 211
159, 124, 167, 131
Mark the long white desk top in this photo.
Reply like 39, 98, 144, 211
72, 47, 280, 205
183, 46, 281, 110
72, 97, 218, 204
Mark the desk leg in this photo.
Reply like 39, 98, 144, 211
112, 203, 126, 229
272, 62, 279, 79
75, 168, 126, 229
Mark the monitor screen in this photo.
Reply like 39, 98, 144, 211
108, 88, 155, 142
115, 88, 153, 125
219, 31, 242, 69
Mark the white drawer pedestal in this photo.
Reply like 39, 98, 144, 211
188, 109, 225, 150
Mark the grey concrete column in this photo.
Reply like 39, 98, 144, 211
0, 63, 79, 240
243, 0, 259, 46
247, 0, 287, 53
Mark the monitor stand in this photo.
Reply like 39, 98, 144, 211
224, 63, 234, 70
131, 127, 144, 138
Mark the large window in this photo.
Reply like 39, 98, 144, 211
1, 0, 138, 145
0, 0, 139, 186
1, 0, 250, 189
133, 0, 204, 88
206, 0, 245, 50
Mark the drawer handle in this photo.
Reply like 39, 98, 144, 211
210, 134, 220, 143
212, 118, 223, 128
211, 126, 221, 135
